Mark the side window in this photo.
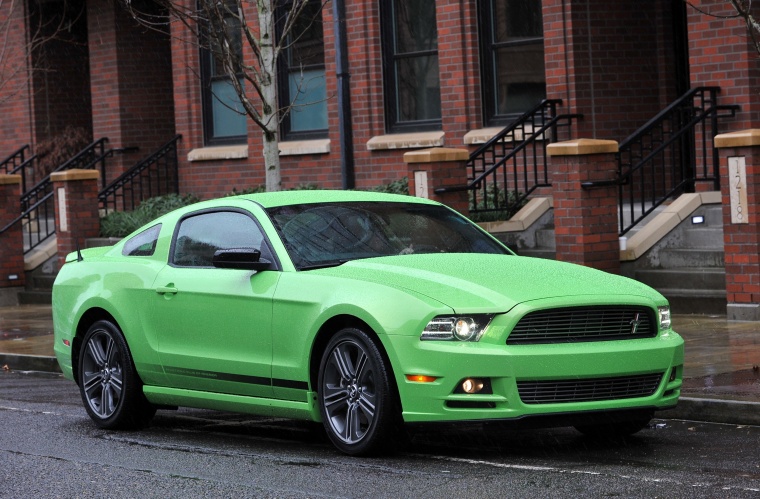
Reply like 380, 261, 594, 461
172, 211, 270, 268
123, 224, 162, 257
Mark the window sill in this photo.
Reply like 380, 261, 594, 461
279, 139, 330, 156
187, 145, 248, 162
463, 125, 537, 145
366, 131, 445, 151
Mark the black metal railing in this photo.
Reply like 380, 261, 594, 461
584, 87, 738, 236
20, 138, 109, 212
1, 145, 30, 174
436, 100, 581, 218
99, 135, 181, 214
1, 139, 109, 254
2, 136, 181, 257
0, 192, 56, 255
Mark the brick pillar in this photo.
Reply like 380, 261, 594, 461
51, 170, 101, 267
715, 130, 760, 321
0, 175, 25, 290
547, 139, 621, 274
404, 148, 469, 215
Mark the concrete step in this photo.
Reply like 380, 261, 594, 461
28, 274, 56, 291
664, 291, 727, 315
658, 248, 724, 268
17, 290, 52, 305
516, 248, 556, 260
703, 205, 723, 227
635, 267, 726, 292
535, 228, 556, 250
683, 227, 724, 248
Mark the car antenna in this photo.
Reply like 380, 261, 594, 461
76, 241, 83, 262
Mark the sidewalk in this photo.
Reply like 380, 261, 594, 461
2, 305, 759, 425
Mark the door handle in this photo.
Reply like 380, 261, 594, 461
155, 285, 178, 295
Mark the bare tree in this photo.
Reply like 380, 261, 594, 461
0, 0, 80, 106
686, 1, 760, 56
125, 0, 327, 192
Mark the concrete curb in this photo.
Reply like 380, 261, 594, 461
1, 354, 61, 373
659, 396, 760, 426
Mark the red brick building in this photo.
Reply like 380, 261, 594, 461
3, 0, 755, 193
1, 0, 759, 316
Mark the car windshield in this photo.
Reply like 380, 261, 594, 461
268, 201, 510, 270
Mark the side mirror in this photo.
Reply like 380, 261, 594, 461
212, 248, 271, 271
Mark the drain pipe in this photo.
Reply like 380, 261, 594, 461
332, 0, 355, 189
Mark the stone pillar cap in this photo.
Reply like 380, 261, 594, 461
0, 174, 22, 185
547, 138, 619, 156
714, 129, 760, 148
404, 147, 469, 164
50, 169, 101, 181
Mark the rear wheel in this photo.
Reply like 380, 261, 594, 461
78, 320, 155, 429
318, 328, 397, 456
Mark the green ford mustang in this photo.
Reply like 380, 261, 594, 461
53, 190, 684, 455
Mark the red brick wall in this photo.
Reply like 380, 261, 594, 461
172, 0, 485, 199
51, 170, 101, 267
543, 0, 677, 141
88, 0, 176, 181
687, 0, 760, 130
30, 0, 91, 144
0, 176, 25, 287
0, 0, 34, 154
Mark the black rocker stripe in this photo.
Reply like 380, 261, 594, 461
164, 366, 308, 391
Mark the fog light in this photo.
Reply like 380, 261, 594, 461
461, 378, 485, 394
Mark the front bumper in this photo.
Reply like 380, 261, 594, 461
386, 329, 684, 424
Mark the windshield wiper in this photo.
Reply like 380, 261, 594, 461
297, 260, 349, 271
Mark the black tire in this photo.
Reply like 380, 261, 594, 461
78, 320, 156, 430
318, 328, 397, 456
574, 416, 652, 438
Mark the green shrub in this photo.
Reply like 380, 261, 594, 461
100, 193, 200, 238
468, 185, 526, 223
368, 177, 409, 195
226, 183, 320, 196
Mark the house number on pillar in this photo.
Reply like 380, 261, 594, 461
729, 156, 748, 224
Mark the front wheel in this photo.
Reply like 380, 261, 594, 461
78, 320, 155, 430
318, 328, 397, 456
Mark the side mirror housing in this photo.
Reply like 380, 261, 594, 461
212, 248, 271, 271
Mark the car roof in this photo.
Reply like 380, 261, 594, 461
234, 190, 440, 209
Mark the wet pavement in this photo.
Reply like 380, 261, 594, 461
1, 305, 759, 424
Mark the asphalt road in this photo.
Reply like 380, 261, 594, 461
2, 370, 759, 498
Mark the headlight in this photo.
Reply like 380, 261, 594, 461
420, 315, 494, 342
658, 306, 671, 330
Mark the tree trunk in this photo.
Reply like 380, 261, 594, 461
257, 0, 281, 192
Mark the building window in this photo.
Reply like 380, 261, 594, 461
200, 4, 247, 145
277, 2, 327, 140
380, 0, 441, 133
479, 0, 546, 126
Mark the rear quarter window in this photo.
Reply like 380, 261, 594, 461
122, 224, 162, 257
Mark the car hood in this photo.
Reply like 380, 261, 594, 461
313, 253, 663, 313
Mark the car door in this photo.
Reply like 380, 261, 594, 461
149, 209, 280, 399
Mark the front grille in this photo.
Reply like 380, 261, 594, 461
507, 306, 656, 345
517, 373, 664, 404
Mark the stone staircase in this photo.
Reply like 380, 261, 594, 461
486, 196, 727, 315
621, 203, 726, 315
